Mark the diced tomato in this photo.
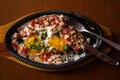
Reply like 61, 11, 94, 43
74, 45, 80, 51
18, 46, 26, 57
52, 21, 58, 26
20, 46, 26, 54
12, 43, 18, 50
51, 16, 55, 21
67, 38, 70, 42
21, 32, 27, 37
20, 29, 27, 37
43, 53, 51, 61
49, 49, 57, 54
30, 20, 36, 27
49, 50, 53, 53
67, 37, 74, 42
18, 46, 26, 58
37, 19, 44, 25
62, 29, 68, 34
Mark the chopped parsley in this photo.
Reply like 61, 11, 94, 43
41, 32, 47, 40
79, 40, 83, 46
29, 44, 40, 50
53, 28, 62, 37
43, 46, 49, 52
63, 45, 67, 51
52, 48, 57, 53
34, 38, 38, 43
29, 38, 41, 50
52, 48, 56, 51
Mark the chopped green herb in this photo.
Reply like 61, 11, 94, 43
47, 46, 50, 48
29, 44, 40, 50
53, 28, 62, 37
28, 38, 42, 50
39, 43, 44, 48
41, 32, 47, 40
63, 45, 67, 51
51, 36, 54, 39
53, 30, 60, 34
27, 26, 29, 28
34, 38, 38, 43
52, 48, 57, 53
44, 47, 49, 52
79, 40, 82, 46
52, 48, 56, 51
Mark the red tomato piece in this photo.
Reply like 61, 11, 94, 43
62, 29, 68, 34
30, 20, 36, 27
20, 46, 26, 54
12, 43, 18, 50
37, 19, 44, 25
67, 37, 74, 42
43, 53, 51, 61
52, 21, 58, 26
74, 45, 80, 51
51, 16, 55, 21
49, 50, 53, 53
18, 46, 26, 58
49, 49, 57, 54
21, 32, 27, 37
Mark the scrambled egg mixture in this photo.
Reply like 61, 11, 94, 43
11, 14, 85, 65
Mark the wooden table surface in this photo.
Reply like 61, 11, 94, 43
0, 0, 120, 80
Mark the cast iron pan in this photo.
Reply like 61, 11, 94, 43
4, 10, 103, 69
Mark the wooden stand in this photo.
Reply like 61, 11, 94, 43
0, 14, 112, 71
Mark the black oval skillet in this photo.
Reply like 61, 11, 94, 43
4, 10, 103, 70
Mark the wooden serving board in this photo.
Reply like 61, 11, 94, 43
0, 13, 112, 71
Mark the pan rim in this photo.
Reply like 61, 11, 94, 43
4, 10, 103, 69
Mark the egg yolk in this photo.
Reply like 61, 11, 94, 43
49, 36, 66, 52
25, 35, 41, 48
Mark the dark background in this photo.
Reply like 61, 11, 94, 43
0, 0, 120, 80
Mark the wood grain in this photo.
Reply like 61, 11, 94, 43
0, 0, 120, 80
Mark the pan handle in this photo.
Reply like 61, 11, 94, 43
0, 12, 40, 57
0, 43, 11, 57
0, 22, 16, 57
